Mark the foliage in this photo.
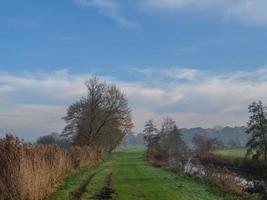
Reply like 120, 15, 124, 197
246, 101, 267, 161
62, 77, 133, 152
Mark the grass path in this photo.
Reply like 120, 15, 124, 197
47, 148, 258, 200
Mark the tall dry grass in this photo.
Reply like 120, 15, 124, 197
0, 135, 102, 200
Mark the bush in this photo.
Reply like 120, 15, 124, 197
200, 153, 267, 179
0, 135, 102, 200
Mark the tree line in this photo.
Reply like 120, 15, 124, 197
36, 77, 267, 162
143, 100, 267, 163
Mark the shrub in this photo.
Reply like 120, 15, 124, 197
200, 153, 267, 179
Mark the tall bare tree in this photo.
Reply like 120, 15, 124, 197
62, 77, 133, 152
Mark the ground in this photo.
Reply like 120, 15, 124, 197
213, 148, 247, 157
47, 148, 258, 200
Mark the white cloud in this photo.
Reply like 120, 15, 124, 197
131, 67, 200, 81
120, 83, 185, 108
142, 0, 228, 10
1, 67, 267, 140
141, 0, 267, 25
173, 68, 199, 80
74, 0, 137, 27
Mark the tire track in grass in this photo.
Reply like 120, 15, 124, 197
69, 172, 99, 200
93, 173, 116, 200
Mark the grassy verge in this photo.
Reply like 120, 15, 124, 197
111, 151, 258, 200
46, 163, 102, 200
48, 148, 259, 200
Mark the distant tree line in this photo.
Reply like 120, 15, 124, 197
189, 100, 267, 162
37, 132, 72, 148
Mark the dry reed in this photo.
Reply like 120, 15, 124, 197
0, 135, 102, 200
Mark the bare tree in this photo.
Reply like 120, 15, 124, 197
160, 117, 176, 136
62, 77, 133, 152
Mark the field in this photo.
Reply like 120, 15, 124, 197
47, 148, 258, 200
213, 148, 247, 158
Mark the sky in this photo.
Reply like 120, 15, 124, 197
1, 0, 267, 140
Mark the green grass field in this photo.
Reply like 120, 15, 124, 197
47, 148, 258, 200
213, 148, 247, 158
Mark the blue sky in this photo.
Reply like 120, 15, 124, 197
1, 0, 267, 73
1, 0, 267, 140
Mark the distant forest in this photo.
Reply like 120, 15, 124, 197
125, 126, 247, 148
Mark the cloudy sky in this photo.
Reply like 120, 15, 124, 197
1, 0, 267, 140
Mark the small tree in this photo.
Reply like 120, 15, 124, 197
246, 101, 267, 161
143, 119, 158, 146
159, 118, 180, 156
143, 120, 160, 157
161, 124, 187, 168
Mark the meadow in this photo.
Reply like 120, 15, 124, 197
213, 148, 247, 158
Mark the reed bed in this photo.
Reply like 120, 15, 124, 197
0, 135, 102, 200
